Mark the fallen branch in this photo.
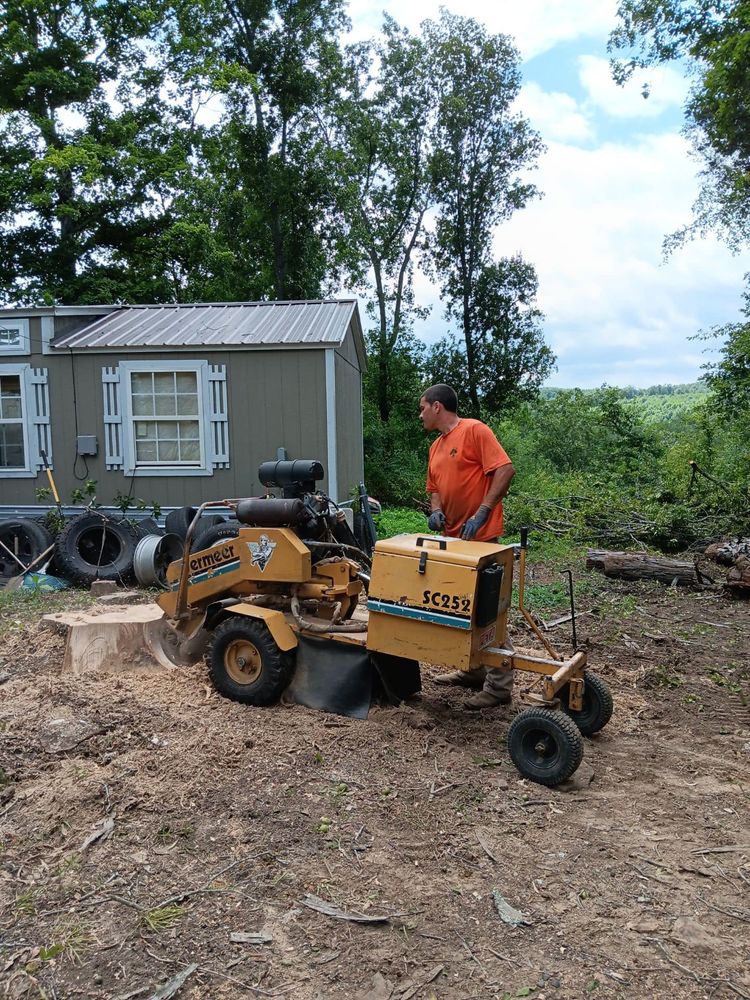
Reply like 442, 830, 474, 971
148, 963, 198, 1000
398, 965, 444, 1000
300, 893, 398, 924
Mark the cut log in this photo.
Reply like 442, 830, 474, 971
586, 550, 635, 571
587, 550, 702, 587
725, 554, 750, 596
705, 538, 750, 566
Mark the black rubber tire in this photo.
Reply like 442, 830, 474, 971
132, 517, 164, 540
558, 671, 614, 736
208, 616, 294, 706
508, 708, 584, 787
191, 522, 239, 553
165, 506, 198, 540
53, 513, 138, 586
0, 518, 53, 581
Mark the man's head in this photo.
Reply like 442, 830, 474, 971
419, 384, 459, 433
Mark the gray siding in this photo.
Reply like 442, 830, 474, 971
1, 345, 331, 507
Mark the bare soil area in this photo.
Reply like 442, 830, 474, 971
1, 559, 749, 1000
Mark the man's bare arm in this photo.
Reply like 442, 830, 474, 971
482, 464, 515, 509
430, 491, 443, 513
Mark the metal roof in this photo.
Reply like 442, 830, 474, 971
50, 299, 365, 366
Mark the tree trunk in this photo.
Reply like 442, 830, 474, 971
586, 550, 703, 587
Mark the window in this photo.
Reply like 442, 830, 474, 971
131, 370, 202, 467
102, 360, 229, 477
0, 373, 25, 468
0, 318, 30, 356
0, 364, 52, 478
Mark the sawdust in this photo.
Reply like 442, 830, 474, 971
1, 566, 749, 1000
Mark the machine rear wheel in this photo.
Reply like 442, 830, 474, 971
558, 671, 613, 736
209, 616, 293, 706
508, 708, 583, 786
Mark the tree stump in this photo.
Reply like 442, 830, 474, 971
43, 604, 181, 675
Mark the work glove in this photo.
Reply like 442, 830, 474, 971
460, 505, 491, 540
427, 509, 446, 533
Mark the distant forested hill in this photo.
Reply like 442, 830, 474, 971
540, 383, 708, 422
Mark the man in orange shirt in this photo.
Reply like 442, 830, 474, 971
420, 383, 515, 710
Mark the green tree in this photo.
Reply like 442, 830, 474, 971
701, 290, 750, 416
609, 1, 750, 484
425, 255, 554, 413
609, 1, 750, 252
327, 17, 434, 421
163, 0, 350, 301
0, 0, 191, 304
424, 11, 545, 417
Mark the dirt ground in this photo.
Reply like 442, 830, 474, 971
1, 556, 749, 1000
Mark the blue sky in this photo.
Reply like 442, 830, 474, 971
347, 0, 750, 388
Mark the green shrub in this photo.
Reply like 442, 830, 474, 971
374, 507, 428, 538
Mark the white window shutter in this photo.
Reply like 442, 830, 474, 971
102, 366, 124, 470
208, 365, 229, 469
28, 367, 51, 470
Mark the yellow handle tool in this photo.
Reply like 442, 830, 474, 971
40, 450, 60, 504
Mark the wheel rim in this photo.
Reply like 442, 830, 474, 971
0, 531, 34, 578
520, 726, 562, 773
78, 526, 123, 568
225, 638, 263, 685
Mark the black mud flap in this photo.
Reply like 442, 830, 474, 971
370, 652, 421, 704
283, 635, 421, 719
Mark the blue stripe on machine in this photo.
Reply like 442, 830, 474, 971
367, 598, 472, 630
171, 559, 241, 589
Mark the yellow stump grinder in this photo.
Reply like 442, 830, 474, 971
155, 460, 613, 786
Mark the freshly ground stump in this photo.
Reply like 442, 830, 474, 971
43, 604, 180, 674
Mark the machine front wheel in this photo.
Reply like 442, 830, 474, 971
558, 671, 613, 736
508, 708, 583, 786
209, 617, 293, 706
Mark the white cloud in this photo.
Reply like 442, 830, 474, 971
517, 83, 594, 144
578, 54, 689, 119
346, 0, 617, 58
490, 132, 750, 386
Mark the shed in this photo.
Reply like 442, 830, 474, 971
0, 300, 366, 512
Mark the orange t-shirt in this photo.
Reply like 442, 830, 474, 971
426, 419, 512, 541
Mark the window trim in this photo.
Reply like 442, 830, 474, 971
0, 318, 30, 357
0, 363, 34, 477
120, 360, 213, 477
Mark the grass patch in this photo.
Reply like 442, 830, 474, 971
15, 887, 42, 916
0, 587, 97, 638
141, 904, 185, 933
156, 822, 194, 844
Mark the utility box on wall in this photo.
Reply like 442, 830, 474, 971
76, 435, 98, 457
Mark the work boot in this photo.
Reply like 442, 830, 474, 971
464, 690, 511, 711
432, 669, 486, 690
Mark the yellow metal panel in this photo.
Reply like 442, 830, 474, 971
231, 604, 298, 651
367, 610, 472, 669
374, 533, 506, 567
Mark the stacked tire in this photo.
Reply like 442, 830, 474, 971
53, 513, 139, 586
0, 519, 54, 584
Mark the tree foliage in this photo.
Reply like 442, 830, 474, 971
609, 1, 750, 253
161, 0, 350, 301
328, 18, 433, 421
424, 256, 554, 414
0, 0, 195, 304
425, 12, 545, 416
